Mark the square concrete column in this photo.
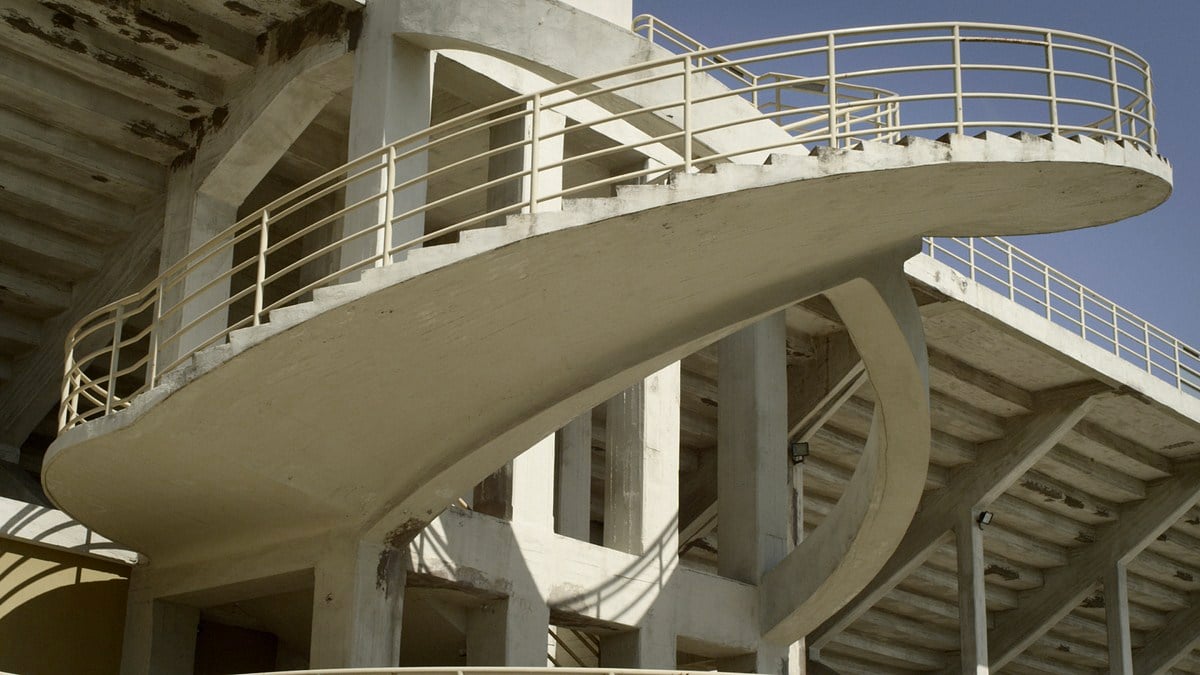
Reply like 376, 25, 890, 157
1105, 562, 1133, 674
486, 104, 566, 226
555, 412, 593, 540
119, 594, 199, 675
341, 6, 434, 271
957, 510, 989, 674
602, 362, 680, 668
158, 167, 238, 369
599, 608, 675, 669
604, 362, 680, 556
310, 539, 405, 668
512, 434, 556, 530
717, 313, 789, 584
466, 595, 551, 666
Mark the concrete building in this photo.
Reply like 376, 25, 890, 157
0, 1, 1196, 673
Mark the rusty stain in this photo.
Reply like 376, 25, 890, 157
384, 518, 427, 549
984, 564, 1019, 581
269, 5, 359, 62
134, 10, 199, 45
3, 14, 87, 53
210, 105, 229, 131
127, 120, 190, 151
223, 1, 261, 18
41, 2, 97, 28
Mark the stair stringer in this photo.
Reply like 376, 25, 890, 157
43, 133, 1169, 574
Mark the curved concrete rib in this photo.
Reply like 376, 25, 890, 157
43, 135, 1169, 567
760, 255, 930, 644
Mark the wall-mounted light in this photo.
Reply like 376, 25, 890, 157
977, 511, 994, 527
789, 440, 809, 465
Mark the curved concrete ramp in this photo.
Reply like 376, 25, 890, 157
44, 134, 1170, 573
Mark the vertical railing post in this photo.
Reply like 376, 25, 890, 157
1077, 284, 1085, 338
146, 280, 164, 388
529, 96, 541, 211
1145, 66, 1157, 153
1043, 266, 1051, 320
1112, 305, 1119, 356
58, 346, 74, 430
1045, 31, 1059, 136
1108, 44, 1122, 141
968, 237, 976, 281
1175, 340, 1183, 390
1144, 324, 1152, 373
952, 25, 964, 136
682, 58, 693, 171
104, 306, 125, 414
1007, 241, 1015, 300
382, 147, 396, 263
253, 211, 268, 325
826, 33, 838, 147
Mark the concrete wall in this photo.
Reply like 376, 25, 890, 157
560, 0, 633, 27
0, 538, 130, 675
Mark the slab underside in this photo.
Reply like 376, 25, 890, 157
44, 158, 1168, 566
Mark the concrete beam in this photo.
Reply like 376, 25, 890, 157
0, 210, 104, 278
1131, 594, 1200, 675
1106, 562, 1134, 674
957, 511, 989, 674
928, 346, 1035, 413
0, 202, 161, 450
986, 465, 1200, 670
310, 539, 405, 668
0, 264, 71, 316
786, 330, 865, 442
0, 162, 133, 239
811, 396, 1098, 649
0, 311, 41, 349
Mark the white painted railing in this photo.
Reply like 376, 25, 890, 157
923, 237, 1200, 396
58, 22, 1161, 431
251, 669, 736, 675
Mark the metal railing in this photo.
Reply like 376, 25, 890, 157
250, 669, 738, 675
922, 237, 1200, 396
58, 22, 1160, 431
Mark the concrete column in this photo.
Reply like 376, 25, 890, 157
1105, 562, 1134, 674
555, 413, 593, 540
159, 166, 238, 369
717, 313, 789, 584
466, 596, 551, 666
119, 595, 200, 675
310, 539, 405, 668
342, 5, 434, 270
599, 609, 675, 668
957, 510, 989, 675
604, 362, 680, 556
512, 434, 556, 530
486, 104, 565, 226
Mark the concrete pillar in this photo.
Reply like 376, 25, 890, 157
310, 539, 405, 668
717, 313, 789, 584
159, 166, 238, 369
555, 413, 593, 540
599, 609, 675, 668
1105, 562, 1133, 674
466, 596, 551, 666
342, 5, 434, 270
119, 595, 200, 675
604, 362, 680, 556
486, 104, 565, 226
957, 510, 989, 675
512, 434, 556, 529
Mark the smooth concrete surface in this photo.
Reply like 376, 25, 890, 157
44, 134, 1171, 576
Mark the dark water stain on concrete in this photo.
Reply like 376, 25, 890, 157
134, 10, 199, 45
4, 13, 87, 53
223, 1, 261, 18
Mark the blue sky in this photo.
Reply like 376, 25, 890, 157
633, 0, 1200, 345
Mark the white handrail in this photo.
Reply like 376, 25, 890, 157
922, 237, 1199, 396
58, 21, 1164, 431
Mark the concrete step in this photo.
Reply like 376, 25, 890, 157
459, 226, 514, 248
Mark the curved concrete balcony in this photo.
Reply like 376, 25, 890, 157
44, 20, 1171, 637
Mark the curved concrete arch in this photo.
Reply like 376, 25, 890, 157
759, 253, 930, 643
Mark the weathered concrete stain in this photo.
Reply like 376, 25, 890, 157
127, 120, 190, 151
223, 1, 262, 18
267, 5, 361, 63
3, 13, 86, 53
984, 563, 1019, 582
41, 2, 97, 29
1081, 592, 1105, 609
1176, 569, 1194, 583
1075, 531, 1095, 544
384, 517, 428, 549
133, 10, 199, 45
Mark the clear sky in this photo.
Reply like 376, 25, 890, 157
633, 0, 1200, 346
